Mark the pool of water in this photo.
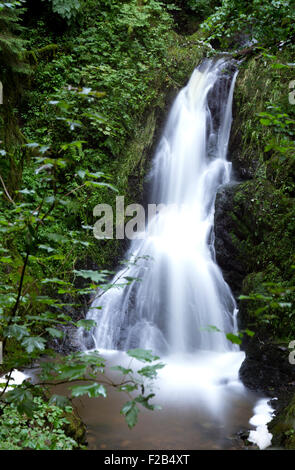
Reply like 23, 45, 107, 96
48, 350, 263, 450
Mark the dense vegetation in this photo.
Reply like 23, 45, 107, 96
0, 0, 294, 450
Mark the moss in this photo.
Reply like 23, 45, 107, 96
269, 394, 295, 449
116, 109, 157, 201
230, 51, 295, 179
25, 44, 58, 65
167, 30, 208, 88
227, 49, 295, 340
63, 408, 87, 446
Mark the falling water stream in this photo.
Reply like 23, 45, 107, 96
74, 58, 271, 450
83, 58, 239, 354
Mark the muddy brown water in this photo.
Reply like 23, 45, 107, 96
28, 350, 263, 450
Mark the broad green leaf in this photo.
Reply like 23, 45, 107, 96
49, 394, 70, 409
137, 363, 165, 379
226, 333, 242, 345
111, 365, 132, 375
21, 336, 46, 353
271, 63, 289, 69
120, 400, 139, 429
70, 382, 107, 398
260, 118, 271, 126
135, 394, 157, 410
73, 270, 110, 283
5, 388, 36, 417
243, 329, 255, 337
6, 324, 30, 341
57, 364, 87, 381
127, 348, 160, 363
200, 325, 222, 333
0, 256, 14, 264
46, 327, 64, 339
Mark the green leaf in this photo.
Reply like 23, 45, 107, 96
135, 394, 157, 410
85, 181, 118, 192
243, 329, 255, 337
41, 278, 69, 285
46, 327, 64, 339
77, 170, 86, 179
5, 388, 36, 417
120, 400, 139, 429
119, 384, 138, 393
73, 270, 110, 283
111, 365, 132, 375
46, 233, 69, 243
21, 336, 46, 353
49, 394, 70, 409
38, 244, 55, 253
17, 188, 36, 195
70, 382, 107, 398
5, 324, 30, 341
226, 333, 242, 345
200, 325, 222, 333
271, 63, 288, 69
76, 319, 97, 330
260, 118, 271, 126
0, 256, 14, 264
127, 348, 160, 363
137, 363, 165, 379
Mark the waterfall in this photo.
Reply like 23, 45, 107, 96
81, 58, 239, 356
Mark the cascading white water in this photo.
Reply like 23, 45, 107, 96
77, 59, 275, 450
81, 58, 239, 356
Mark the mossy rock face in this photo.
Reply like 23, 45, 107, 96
63, 409, 87, 446
238, 338, 295, 400
269, 394, 295, 449
214, 182, 247, 296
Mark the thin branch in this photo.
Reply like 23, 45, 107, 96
2, 250, 30, 353
0, 369, 13, 399
0, 173, 15, 205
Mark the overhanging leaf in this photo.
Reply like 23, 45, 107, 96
70, 382, 107, 398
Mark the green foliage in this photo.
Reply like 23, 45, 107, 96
229, 47, 295, 340
0, 81, 164, 446
257, 102, 295, 159
0, 0, 29, 150
17, 0, 182, 271
44, 0, 81, 22
0, 396, 79, 450
0, 0, 28, 79
200, 325, 255, 345
201, 0, 295, 50
239, 277, 295, 334
187, 0, 220, 19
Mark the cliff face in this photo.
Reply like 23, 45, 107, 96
213, 52, 295, 433
215, 52, 295, 340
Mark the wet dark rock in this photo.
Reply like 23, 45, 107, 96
214, 182, 246, 296
269, 393, 295, 449
228, 103, 259, 181
239, 337, 295, 411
